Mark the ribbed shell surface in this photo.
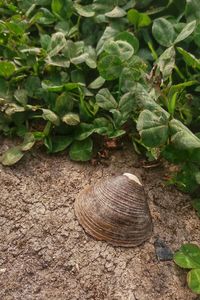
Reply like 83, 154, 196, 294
74, 175, 152, 247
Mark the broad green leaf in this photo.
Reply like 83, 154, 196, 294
164, 163, 200, 193
79, 96, 93, 121
74, 4, 95, 17
45, 56, 70, 68
0, 61, 15, 78
91, 1, 115, 14
71, 53, 89, 65
119, 67, 141, 92
98, 55, 123, 80
152, 18, 175, 47
170, 119, 200, 150
48, 32, 66, 57
55, 92, 74, 116
187, 269, 200, 294
0, 147, 24, 166
85, 46, 97, 69
88, 76, 105, 89
36, 8, 56, 25
6, 20, 25, 35
14, 89, 28, 106
114, 32, 139, 53
137, 109, 169, 147
75, 123, 95, 141
119, 92, 134, 115
25, 76, 41, 98
64, 40, 89, 65
185, 0, 200, 21
174, 20, 196, 44
128, 9, 151, 28
127, 9, 140, 26
96, 26, 119, 55
96, 88, 118, 110
111, 108, 128, 128
51, 0, 73, 20
93, 117, 113, 135
177, 47, 200, 70
105, 6, 126, 18
62, 113, 80, 125
104, 40, 134, 61
137, 13, 151, 27
108, 129, 126, 138
156, 46, 175, 80
55, 21, 70, 34
174, 244, 200, 269
42, 109, 60, 126
71, 70, 85, 84
45, 135, 73, 153
20, 133, 35, 151
69, 138, 93, 161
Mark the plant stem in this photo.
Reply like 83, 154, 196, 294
174, 65, 186, 81
148, 42, 158, 61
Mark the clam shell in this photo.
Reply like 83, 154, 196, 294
74, 173, 152, 247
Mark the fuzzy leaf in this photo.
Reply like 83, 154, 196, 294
0, 147, 24, 166
98, 55, 123, 80
20, 133, 35, 151
174, 20, 196, 44
69, 138, 93, 161
174, 244, 200, 269
45, 135, 73, 153
187, 269, 200, 294
137, 109, 169, 147
152, 18, 175, 47
96, 88, 118, 110
74, 4, 95, 17
0, 61, 15, 78
104, 40, 134, 61
62, 113, 80, 125
42, 109, 60, 126
105, 6, 126, 18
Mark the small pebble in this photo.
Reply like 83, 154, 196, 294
0, 268, 6, 273
154, 238, 173, 261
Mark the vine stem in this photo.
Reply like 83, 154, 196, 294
174, 65, 186, 81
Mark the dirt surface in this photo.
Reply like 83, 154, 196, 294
0, 138, 200, 300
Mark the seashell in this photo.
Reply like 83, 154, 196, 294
74, 173, 152, 247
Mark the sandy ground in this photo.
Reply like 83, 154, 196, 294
0, 138, 200, 300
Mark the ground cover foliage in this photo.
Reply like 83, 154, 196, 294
0, 0, 200, 197
174, 244, 200, 294
1, 0, 200, 294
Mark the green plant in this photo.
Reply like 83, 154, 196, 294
174, 244, 200, 294
0, 0, 200, 193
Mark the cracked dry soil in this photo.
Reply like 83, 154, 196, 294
0, 139, 200, 300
